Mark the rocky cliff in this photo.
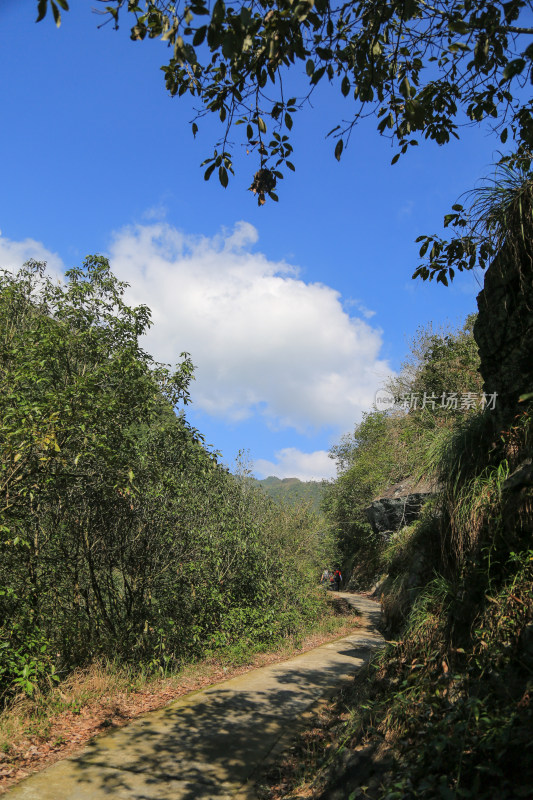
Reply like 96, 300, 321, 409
474, 224, 533, 415
364, 478, 437, 540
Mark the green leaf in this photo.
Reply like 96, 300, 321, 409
257, 117, 267, 133
192, 122, 198, 137
306, 59, 314, 76
334, 139, 343, 161
204, 163, 216, 181
36, 0, 48, 22
191, 2, 210, 14
240, 7, 252, 26
449, 18, 469, 35
285, 112, 293, 130
193, 26, 207, 46
131, 24, 146, 41
341, 75, 350, 97
399, 76, 411, 98
502, 58, 526, 80
219, 165, 228, 187
51, 1, 61, 27
311, 66, 326, 85
286, 161, 295, 171
212, 0, 225, 26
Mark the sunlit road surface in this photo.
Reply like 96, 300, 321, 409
6, 594, 384, 800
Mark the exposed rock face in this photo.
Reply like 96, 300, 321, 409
474, 248, 533, 414
365, 496, 428, 537
364, 479, 438, 631
502, 457, 533, 538
474, 231, 533, 546
364, 478, 437, 539
503, 458, 533, 493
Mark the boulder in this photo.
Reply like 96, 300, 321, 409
364, 478, 437, 539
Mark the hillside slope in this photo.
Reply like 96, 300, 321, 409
254, 477, 326, 513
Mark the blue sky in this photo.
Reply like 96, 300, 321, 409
1, 2, 503, 479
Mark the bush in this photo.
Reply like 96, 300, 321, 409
0, 259, 331, 704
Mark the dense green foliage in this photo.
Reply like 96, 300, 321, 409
343, 408, 533, 799
323, 315, 483, 583
270, 172, 533, 797
254, 476, 325, 514
0, 259, 329, 704
267, 335, 532, 799
307, 165, 533, 800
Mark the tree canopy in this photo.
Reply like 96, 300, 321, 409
0, 258, 331, 701
37, 1, 533, 192
36, 1, 533, 279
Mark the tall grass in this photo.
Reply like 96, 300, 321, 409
421, 411, 511, 568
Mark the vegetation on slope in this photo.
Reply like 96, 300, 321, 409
254, 476, 326, 514
259, 167, 533, 799
323, 315, 483, 588
0, 258, 333, 708
277, 410, 531, 800
258, 345, 532, 800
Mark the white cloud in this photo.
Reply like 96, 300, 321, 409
142, 204, 168, 222
0, 235, 64, 280
343, 297, 377, 319
255, 448, 336, 482
0, 224, 394, 437
109, 221, 393, 432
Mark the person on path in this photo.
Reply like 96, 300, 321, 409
333, 568, 342, 591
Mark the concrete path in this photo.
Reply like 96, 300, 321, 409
6, 593, 384, 800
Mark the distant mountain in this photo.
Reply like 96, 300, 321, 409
254, 476, 326, 513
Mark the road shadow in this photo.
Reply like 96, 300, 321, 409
64, 636, 384, 800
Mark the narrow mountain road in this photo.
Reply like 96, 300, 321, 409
7, 593, 384, 800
